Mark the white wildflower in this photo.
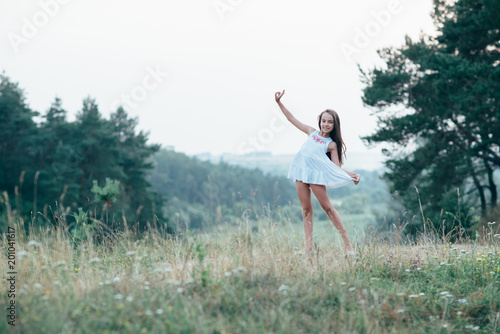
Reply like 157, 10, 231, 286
114, 294, 123, 300
104, 280, 111, 285
397, 309, 404, 313
156, 309, 164, 314
17, 251, 30, 261
224, 272, 232, 277
145, 310, 153, 316
126, 296, 134, 302
177, 288, 184, 293
144, 281, 150, 286
34, 283, 42, 289
27, 240, 41, 247
457, 298, 467, 304
405, 269, 410, 272
348, 287, 356, 292
113, 277, 120, 283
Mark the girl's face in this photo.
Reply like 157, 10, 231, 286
320, 112, 334, 133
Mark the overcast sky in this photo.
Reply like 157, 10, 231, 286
1, 0, 437, 164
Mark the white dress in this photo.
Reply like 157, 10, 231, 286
287, 130, 353, 188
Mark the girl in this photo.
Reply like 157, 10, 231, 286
275, 90, 360, 256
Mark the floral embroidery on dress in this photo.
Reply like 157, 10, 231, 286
312, 134, 326, 144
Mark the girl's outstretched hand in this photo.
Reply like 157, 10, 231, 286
352, 173, 361, 185
275, 90, 285, 103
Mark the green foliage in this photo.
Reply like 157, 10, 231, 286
0, 74, 168, 233
91, 178, 120, 207
70, 207, 97, 245
359, 0, 500, 236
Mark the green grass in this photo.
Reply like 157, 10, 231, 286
1, 218, 499, 333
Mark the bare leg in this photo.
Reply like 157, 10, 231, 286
296, 181, 313, 252
309, 184, 354, 253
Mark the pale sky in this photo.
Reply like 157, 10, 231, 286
1, 0, 437, 164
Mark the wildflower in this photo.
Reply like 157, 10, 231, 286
113, 277, 120, 283
144, 281, 150, 286
397, 309, 404, 313
405, 269, 410, 272
224, 272, 232, 277
98, 282, 104, 286
104, 280, 111, 285
156, 309, 164, 314
126, 296, 134, 302
17, 251, 30, 261
177, 288, 184, 293
144, 286, 150, 290
145, 310, 153, 316
114, 294, 124, 300
34, 283, 42, 289
89, 258, 101, 263
340, 282, 347, 285
439, 262, 446, 265
457, 311, 463, 315
278, 284, 289, 292
442, 323, 449, 328
418, 293, 425, 296
27, 240, 41, 247
457, 298, 467, 304
348, 287, 356, 292
408, 294, 419, 298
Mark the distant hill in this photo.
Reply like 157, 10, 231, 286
193, 151, 386, 176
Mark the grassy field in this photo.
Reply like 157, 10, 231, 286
1, 217, 499, 333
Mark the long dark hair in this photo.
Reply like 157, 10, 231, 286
318, 109, 347, 165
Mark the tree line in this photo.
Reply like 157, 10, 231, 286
359, 0, 499, 235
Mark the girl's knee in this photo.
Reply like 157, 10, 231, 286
322, 205, 335, 216
302, 206, 313, 217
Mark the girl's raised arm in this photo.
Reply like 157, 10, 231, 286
275, 90, 315, 135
